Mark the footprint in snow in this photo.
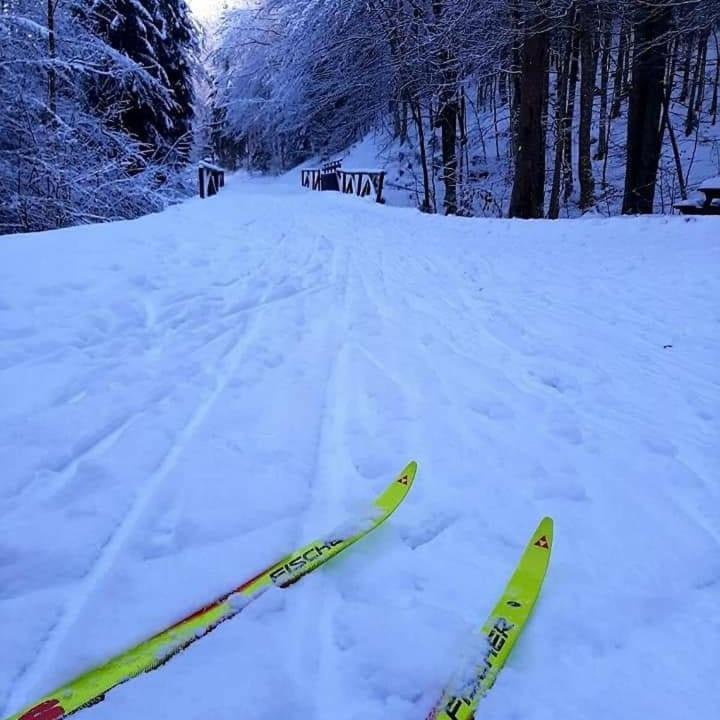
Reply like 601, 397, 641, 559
548, 408, 584, 445
401, 512, 458, 550
529, 368, 580, 395
466, 394, 515, 421
642, 434, 677, 458
532, 471, 589, 503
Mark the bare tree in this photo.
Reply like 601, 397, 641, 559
548, 16, 574, 218
610, 17, 629, 118
685, 30, 709, 135
578, 0, 597, 210
47, 0, 58, 119
595, 9, 612, 160
711, 30, 719, 124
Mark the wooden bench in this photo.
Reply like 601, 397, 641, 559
675, 176, 720, 216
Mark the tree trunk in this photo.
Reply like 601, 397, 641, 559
662, 95, 686, 201
509, 19, 549, 219
47, 0, 57, 120
622, 4, 671, 214
564, 18, 580, 200
610, 22, 627, 119
549, 28, 573, 218
458, 89, 470, 212
658, 42, 685, 201
433, 0, 459, 215
387, 27, 408, 144
622, 25, 632, 94
410, 99, 433, 213
711, 31, 719, 125
694, 31, 708, 113
400, 99, 409, 143
578, 0, 596, 211
437, 88, 459, 215
509, 2, 523, 162
498, 65, 509, 106
492, 76, 502, 159
685, 31, 708, 135
596, 20, 612, 160
680, 31, 695, 103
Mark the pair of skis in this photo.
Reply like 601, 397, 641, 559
6, 462, 552, 720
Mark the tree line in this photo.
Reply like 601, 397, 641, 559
0, 1, 199, 234
210, 0, 720, 217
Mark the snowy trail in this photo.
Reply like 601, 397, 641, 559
0, 175, 718, 720
3, 230, 306, 708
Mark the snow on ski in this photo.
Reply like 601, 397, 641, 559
5, 462, 417, 720
427, 517, 553, 720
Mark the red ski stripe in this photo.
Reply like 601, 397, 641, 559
161, 564, 273, 634
18, 700, 65, 720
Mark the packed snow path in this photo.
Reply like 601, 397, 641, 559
1, 175, 718, 720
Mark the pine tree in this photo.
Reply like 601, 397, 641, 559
1, 0, 192, 233
74, 0, 198, 163
150, 1, 199, 161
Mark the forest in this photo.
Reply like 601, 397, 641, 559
212, 0, 720, 217
0, 1, 198, 234
2, 1, 720, 232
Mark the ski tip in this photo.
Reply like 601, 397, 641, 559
531, 516, 554, 552
395, 460, 417, 489
374, 461, 417, 515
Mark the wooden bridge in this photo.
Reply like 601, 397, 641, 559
302, 160, 386, 204
198, 161, 225, 199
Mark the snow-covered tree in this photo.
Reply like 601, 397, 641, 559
155, 0, 199, 160
210, 0, 720, 218
0, 0, 196, 234
74, 0, 199, 163
210, 0, 392, 171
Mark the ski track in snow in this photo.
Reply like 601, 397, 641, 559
0, 175, 718, 720
3, 231, 300, 711
285, 238, 349, 719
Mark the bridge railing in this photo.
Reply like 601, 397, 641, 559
198, 161, 225, 199
301, 160, 385, 204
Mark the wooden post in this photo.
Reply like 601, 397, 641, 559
375, 172, 386, 204
198, 165, 206, 199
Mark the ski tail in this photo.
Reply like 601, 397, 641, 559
428, 516, 553, 720
5, 462, 416, 720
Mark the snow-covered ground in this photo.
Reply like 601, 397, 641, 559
1, 174, 718, 720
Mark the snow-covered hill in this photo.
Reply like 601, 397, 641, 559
1, 175, 718, 720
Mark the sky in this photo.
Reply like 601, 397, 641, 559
188, 0, 225, 21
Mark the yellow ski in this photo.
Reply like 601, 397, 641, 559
5, 462, 417, 720
427, 517, 553, 720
